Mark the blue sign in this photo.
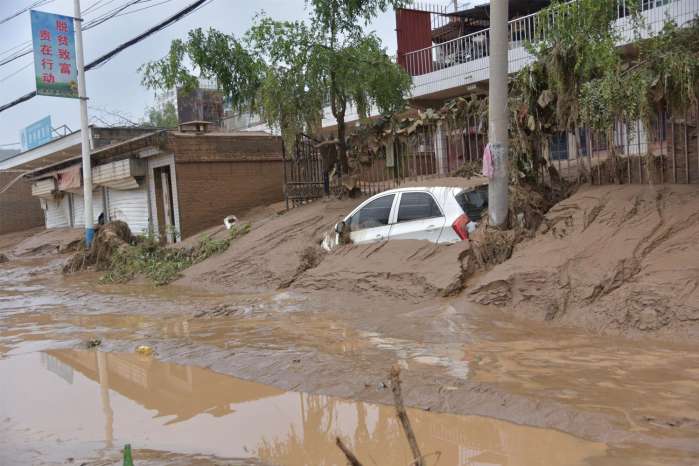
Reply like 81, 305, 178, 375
30, 10, 79, 98
21, 116, 53, 151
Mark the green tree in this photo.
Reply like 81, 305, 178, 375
145, 101, 178, 128
140, 0, 412, 166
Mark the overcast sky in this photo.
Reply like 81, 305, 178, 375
0, 0, 407, 147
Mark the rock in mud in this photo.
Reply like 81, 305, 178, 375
0, 253, 8, 264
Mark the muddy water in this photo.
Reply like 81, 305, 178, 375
2, 256, 699, 465
0, 349, 608, 466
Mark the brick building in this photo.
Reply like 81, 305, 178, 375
0, 127, 155, 236
25, 125, 285, 241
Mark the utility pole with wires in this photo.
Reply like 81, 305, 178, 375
488, 0, 509, 227
74, 0, 95, 246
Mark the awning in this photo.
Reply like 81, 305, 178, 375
31, 178, 57, 199
92, 158, 146, 190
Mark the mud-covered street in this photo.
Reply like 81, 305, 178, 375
2, 207, 699, 466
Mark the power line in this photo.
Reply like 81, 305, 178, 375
0, 91, 37, 113
0, 0, 55, 26
0, 62, 33, 83
0, 0, 152, 66
0, 0, 213, 114
86, 0, 209, 70
113, 0, 177, 17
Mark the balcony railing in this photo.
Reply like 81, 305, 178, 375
401, 0, 699, 80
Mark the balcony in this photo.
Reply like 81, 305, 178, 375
404, 0, 699, 100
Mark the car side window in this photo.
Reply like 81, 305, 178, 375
348, 194, 395, 231
397, 192, 443, 223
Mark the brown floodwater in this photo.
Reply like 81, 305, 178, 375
2, 256, 699, 465
0, 349, 608, 466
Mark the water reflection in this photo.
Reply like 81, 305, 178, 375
0, 350, 607, 466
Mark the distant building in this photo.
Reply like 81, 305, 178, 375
24, 123, 284, 241
0, 127, 154, 236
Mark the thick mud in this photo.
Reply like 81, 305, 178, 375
470, 185, 699, 339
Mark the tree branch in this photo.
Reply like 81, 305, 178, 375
335, 437, 364, 466
390, 365, 424, 466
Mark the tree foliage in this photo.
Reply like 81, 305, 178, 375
145, 101, 178, 128
140, 0, 411, 158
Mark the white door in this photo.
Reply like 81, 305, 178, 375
347, 194, 396, 244
106, 185, 149, 235
388, 191, 446, 242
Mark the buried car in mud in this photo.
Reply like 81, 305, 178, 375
322, 185, 488, 250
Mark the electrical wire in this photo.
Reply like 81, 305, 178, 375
112, 0, 177, 17
0, 0, 55, 26
0, 61, 33, 83
0, 0, 214, 114
0, 0, 157, 68
85, 0, 209, 70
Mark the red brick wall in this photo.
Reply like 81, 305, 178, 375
0, 172, 44, 234
174, 161, 284, 239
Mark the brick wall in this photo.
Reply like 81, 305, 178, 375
0, 172, 43, 234
169, 133, 283, 162
174, 161, 284, 238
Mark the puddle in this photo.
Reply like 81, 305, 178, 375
0, 349, 608, 466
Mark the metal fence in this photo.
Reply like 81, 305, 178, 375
284, 101, 698, 209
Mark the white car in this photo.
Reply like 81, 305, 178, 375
322, 185, 488, 250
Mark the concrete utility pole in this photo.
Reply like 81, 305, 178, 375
488, 0, 509, 227
74, 0, 94, 246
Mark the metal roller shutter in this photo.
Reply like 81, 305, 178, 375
106, 184, 149, 235
44, 196, 71, 229
72, 190, 105, 227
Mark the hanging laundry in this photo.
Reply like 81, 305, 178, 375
482, 143, 494, 178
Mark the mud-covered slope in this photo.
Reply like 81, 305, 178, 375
177, 197, 360, 293
469, 185, 699, 339
178, 187, 472, 300
294, 240, 470, 301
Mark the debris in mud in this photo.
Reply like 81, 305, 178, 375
0, 253, 8, 264
469, 227, 516, 268
136, 345, 154, 356
85, 338, 101, 348
279, 246, 325, 289
80, 223, 252, 285
336, 366, 427, 466
194, 304, 244, 318
450, 160, 481, 179
63, 221, 133, 274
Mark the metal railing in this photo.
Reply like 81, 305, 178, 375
401, 0, 699, 79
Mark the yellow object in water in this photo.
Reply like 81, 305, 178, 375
136, 345, 154, 356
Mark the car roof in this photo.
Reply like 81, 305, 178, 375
373, 186, 465, 196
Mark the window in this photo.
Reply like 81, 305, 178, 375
550, 132, 569, 161
455, 186, 488, 222
348, 194, 395, 231
397, 192, 442, 223
579, 128, 589, 157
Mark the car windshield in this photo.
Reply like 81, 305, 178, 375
455, 186, 488, 221
348, 194, 395, 231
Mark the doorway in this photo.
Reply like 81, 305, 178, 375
153, 165, 176, 243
